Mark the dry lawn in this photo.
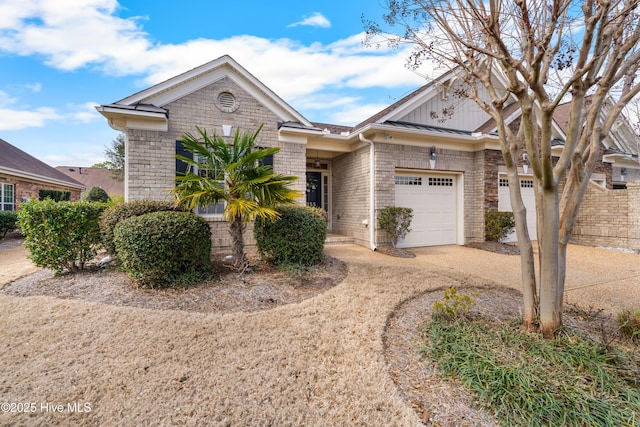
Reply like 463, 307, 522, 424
1, 242, 638, 426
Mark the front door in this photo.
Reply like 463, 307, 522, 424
306, 172, 322, 208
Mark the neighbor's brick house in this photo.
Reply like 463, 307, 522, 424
98, 55, 640, 252
0, 138, 84, 211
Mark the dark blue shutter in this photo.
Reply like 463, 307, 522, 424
176, 140, 192, 177
261, 154, 274, 168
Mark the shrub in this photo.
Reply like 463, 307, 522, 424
254, 205, 327, 266
100, 200, 185, 255
38, 189, 71, 201
485, 211, 516, 242
85, 186, 110, 203
113, 211, 211, 287
18, 199, 107, 274
617, 308, 640, 341
0, 210, 18, 239
378, 206, 413, 248
432, 288, 478, 321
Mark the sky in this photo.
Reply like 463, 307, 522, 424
0, 0, 428, 167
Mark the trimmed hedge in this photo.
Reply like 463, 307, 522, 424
100, 200, 185, 255
254, 205, 327, 266
0, 210, 18, 239
39, 189, 71, 201
113, 211, 212, 287
86, 186, 110, 203
17, 199, 107, 274
485, 211, 516, 242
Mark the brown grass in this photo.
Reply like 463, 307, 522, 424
1, 243, 638, 426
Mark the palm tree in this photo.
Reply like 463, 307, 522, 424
173, 124, 301, 267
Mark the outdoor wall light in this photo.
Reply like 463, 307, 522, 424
222, 124, 233, 137
313, 150, 321, 168
523, 152, 530, 174
429, 146, 437, 169
621, 167, 627, 181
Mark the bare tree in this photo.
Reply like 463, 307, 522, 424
365, 0, 640, 337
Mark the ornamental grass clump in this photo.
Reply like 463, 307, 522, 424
422, 318, 640, 426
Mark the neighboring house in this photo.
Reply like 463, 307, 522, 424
97, 55, 640, 251
55, 166, 124, 197
0, 138, 85, 211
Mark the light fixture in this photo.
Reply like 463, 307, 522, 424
523, 152, 530, 174
222, 124, 232, 137
429, 146, 437, 169
621, 167, 627, 181
314, 150, 321, 168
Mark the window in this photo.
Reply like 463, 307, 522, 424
521, 179, 534, 188
499, 178, 509, 187
1, 183, 14, 211
428, 177, 453, 186
395, 176, 422, 185
193, 155, 226, 216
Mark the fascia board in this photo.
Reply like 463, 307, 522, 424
0, 166, 86, 191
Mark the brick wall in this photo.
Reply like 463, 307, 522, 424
0, 173, 81, 210
126, 76, 306, 252
331, 146, 371, 247
571, 180, 640, 250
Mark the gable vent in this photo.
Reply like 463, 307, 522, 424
218, 92, 235, 108
215, 88, 240, 113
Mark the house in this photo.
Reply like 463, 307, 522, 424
97, 55, 640, 251
0, 138, 85, 211
55, 166, 124, 197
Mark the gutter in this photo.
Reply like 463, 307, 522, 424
359, 133, 377, 251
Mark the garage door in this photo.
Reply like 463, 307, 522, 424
394, 173, 457, 248
498, 176, 537, 242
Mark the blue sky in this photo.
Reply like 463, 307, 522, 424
0, 0, 427, 167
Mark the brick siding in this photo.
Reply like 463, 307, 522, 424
0, 173, 81, 210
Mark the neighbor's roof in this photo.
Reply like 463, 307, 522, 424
55, 166, 124, 195
0, 138, 84, 189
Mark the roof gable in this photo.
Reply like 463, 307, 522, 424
0, 139, 84, 189
114, 55, 311, 126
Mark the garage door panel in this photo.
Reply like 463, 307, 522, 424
395, 174, 457, 248
498, 176, 537, 242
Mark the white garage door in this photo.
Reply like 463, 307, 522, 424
394, 173, 457, 248
498, 176, 537, 242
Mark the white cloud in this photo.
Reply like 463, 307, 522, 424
69, 101, 100, 123
287, 12, 331, 29
0, 106, 62, 130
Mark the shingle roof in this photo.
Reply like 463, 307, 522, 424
0, 138, 83, 187
310, 122, 353, 135
55, 167, 124, 195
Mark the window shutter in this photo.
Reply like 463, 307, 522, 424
176, 140, 193, 177
261, 154, 274, 168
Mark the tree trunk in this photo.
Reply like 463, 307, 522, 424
539, 187, 561, 338
229, 215, 246, 268
506, 170, 537, 328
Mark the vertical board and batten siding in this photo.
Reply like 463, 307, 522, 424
398, 82, 494, 132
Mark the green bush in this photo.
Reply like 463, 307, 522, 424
254, 205, 327, 266
39, 189, 71, 202
432, 288, 478, 321
378, 206, 413, 248
86, 186, 110, 203
113, 211, 211, 287
18, 199, 107, 274
100, 200, 184, 255
617, 308, 640, 341
0, 210, 18, 239
485, 211, 516, 242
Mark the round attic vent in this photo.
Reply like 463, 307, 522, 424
215, 89, 239, 113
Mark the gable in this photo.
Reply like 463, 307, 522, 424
114, 55, 310, 126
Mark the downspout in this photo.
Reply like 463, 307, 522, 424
359, 133, 377, 251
